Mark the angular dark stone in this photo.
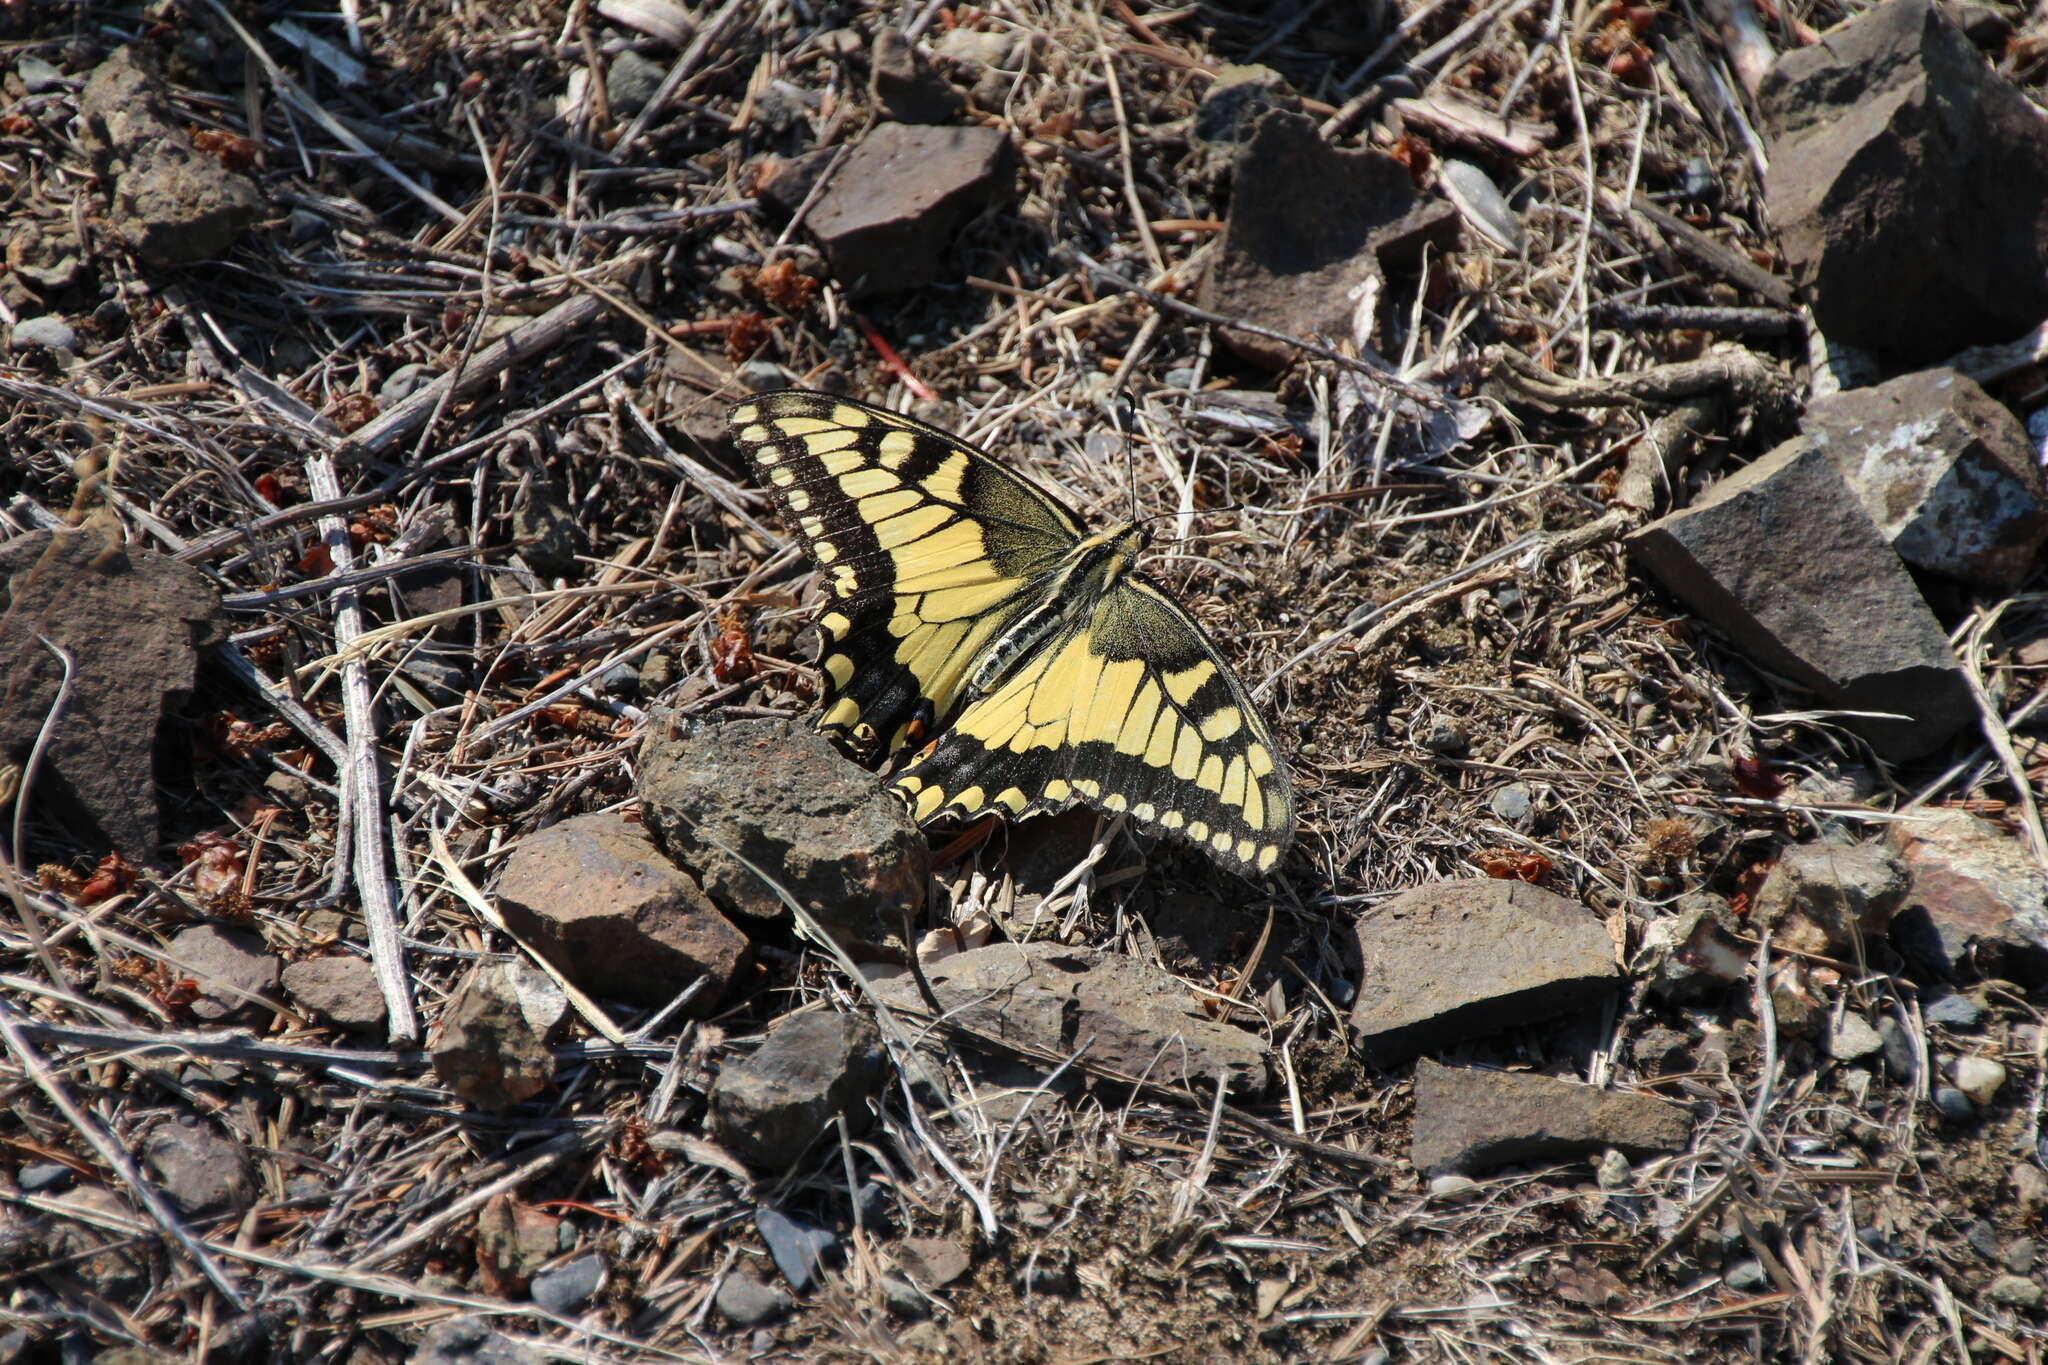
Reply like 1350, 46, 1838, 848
494, 810, 750, 1012
1201, 111, 1416, 369
869, 29, 963, 125
805, 123, 1013, 296
142, 1120, 257, 1219
716, 1269, 790, 1326
1348, 880, 1620, 1065
0, 528, 225, 861
529, 1254, 605, 1315
167, 924, 283, 1024
709, 1011, 885, 1169
1759, 0, 2048, 361
1410, 1060, 1693, 1175
429, 963, 564, 1113
638, 711, 925, 956
1751, 842, 1909, 957
282, 955, 388, 1033
1887, 810, 2048, 981
756, 1207, 838, 1293
1803, 368, 2048, 589
1625, 438, 1973, 761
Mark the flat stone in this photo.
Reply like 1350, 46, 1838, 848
473, 1194, 562, 1297
0, 528, 226, 861
869, 939, 1271, 1093
638, 711, 925, 956
750, 147, 838, 217
79, 46, 261, 265
416, 1317, 543, 1365
1348, 880, 1620, 1065
869, 29, 963, 124
893, 1236, 971, 1289
1200, 111, 1416, 369
282, 955, 387, 1033
1989, 1273, 2045, 1310
756, 1207, 837, 1293
1803, 368, 2048, 589
494, 811, 750, 1012
1926, 992, 1984, 1028
167, 924, 282, 1024
1830, 1013, 1885, 1062
1625, 438, 1973, 761
715, 1270, 789, 1326
709, 1011, 885, 1169
37, 1188, 150, 1297
530, 1254, 605, 1314
142, 1120, 256, 1219
805, 123, 1013, 296
9, 315, 75, 351
1759, 0, 2048, 362
604, 49, 665, 117
1752, 842, 1909, 957
1409, 1060, 1693, 1176
1886, 810, 2048, 981
429, 962, 563, 1112
1955, 1055, 2007, 1105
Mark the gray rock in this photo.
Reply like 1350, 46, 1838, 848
893, 1235, 971, 1290
142, 1120, 256, 1219
416, 1317, 543, 1365
1192, 64, 1301, 152
1200, 111, 1416, 369
1989, 1273, 2045, 1310
1759, 0, 2048, 361
1887, 810, 2048, 981
429, 962, 563, 1112
377, 362, 438, 409
1438, 158, 1525, 253
869, 939, 1271, 1093
494, 811, 749, 1012
756, 1207, 836, 1292
1968, 1218, 2002, 1260
1954, 1055, 2007, 1105
1933, 1086, 1975, 1120
869, 29, 963, 125
750, 147, 838, 218
1925, 992, 1985, 1028
37, 1188, 150, 1297
16, 1162, 71, 1194
511, 482, 581, 577
1625, 438, 1972, 761
805, 123, 1013, 296
1409, 1060, 1693, 1176
17, 54, 65, 92
1349, 880, 1620, 1065
2004, 1237, 2037, 1274
2014, 1163, 2048, 1214
9, 316, 76, 352
1830, 1013, 1884, 1062
167, 924, 282, 1024
714, 1270, 789, 1326
1878, 1013, 1921, 1083
1723, 1259, 1769, 1293
1639, 891, 1747, 1002
638, 711, 926, 956
0, 530, 225, 862
709, 1011, 885, 1169
1804, 368, 2048, 589
282, 955, 387, 1033
529, 1254, 605, 1314
1751, 842, 1909, 957
605, 50, 665, 117
1489, 783, 1533, 826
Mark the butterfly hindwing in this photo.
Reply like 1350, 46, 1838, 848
729, 392, 1080, 755
896, 578, 1296, 876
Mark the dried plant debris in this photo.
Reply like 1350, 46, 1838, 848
0, 1, 2046, 1362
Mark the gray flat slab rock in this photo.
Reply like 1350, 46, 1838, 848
1410, 1060, 1693, 1176
1348, 880, 1620, 1065
1625, 438, 1972, 761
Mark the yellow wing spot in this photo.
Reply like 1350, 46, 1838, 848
913, 784, 948, 820
1236, 838, 1259, 864
815, 540, 839, 564
733, 406, 761, 425
1171, 727, 1202, 781
1074, 778, 1100, 798
1246, 744, 1274, 777
877, 429, 918, 468
899, 774, 925, 792
1256, 846, 1279, 872
1163, 660, 1217, 705
1133, 802, 1157, 823
862, 489, 923, 522
799, 515, 824, 538
1242, 774, 1265, 831
753, 446, 782, 465
833, 569, 860, 595
821, 611, 852, 638
875, 504, 955, 550
1161, 811, 1185, 830
1200, 707, 1243, 742
737, 420, 767, 440
1222, 756, 1247, 808
770, 467, 796, 487
824, 653, 854, 686
768, 416, 836, 436
888, 612, 922, 639
1144, 711, 1178, 769
950, 785, 986, 814
820, 448, 866, 476
927, 453, 970, 502
787, 488, 811, 511
841, 468, 899, 497
1196, 753, 1225, 794
823, 696, 862, 729
1188, 820, 1209, 843
1044, 778, 1071, 803
828, 403, 873, 428
996, 786, 1028, 813
1210, 831, 1232, 854
1102, 793, 1128, 813
1116, 682, 1162, 755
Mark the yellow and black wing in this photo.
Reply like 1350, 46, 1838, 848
728, 390, 1082, 757
895, 577, 1296, 876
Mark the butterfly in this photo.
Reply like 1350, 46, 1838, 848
728, 390, 1295, 875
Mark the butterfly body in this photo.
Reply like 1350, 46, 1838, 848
729, 390, 1295, 875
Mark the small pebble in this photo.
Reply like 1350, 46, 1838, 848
2004, 1237, 2038, 1275
1830, 1013, 1884, 1062
287, 208, 331, 243
529, 1254, 604, 1314
1926, 994, 1983, 1029
715, 1270, 788, 1327
1955, 1056, 2008, 1106
1421, 721, 1469, 758
739, 360, 786, 392
1428, 1175, 1479, 1202
1595, 1149, 1631, 1191
10, 316, 76, 352
16, 1162, 72, 1194
1722, 1259, 1768, 1292
1490, 783, 1533, 824
1877, 1015, 1919, 1083
17, 54, 65, 92
378, 362, 438, 409
1989, 1273, 2044, 1310
1967, 1219, 2002, 1261
2013, 1163, 2048, 1214
1933, 1087, 1975, 1122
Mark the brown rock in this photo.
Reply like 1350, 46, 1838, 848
0, 528, 225, 861
1200, 111, 1417, 369
1804, 368, 2048, 589
709, 1011, 885, 1169
805, 123, 1014, 296
1348, 880, 1620, 1066
474, 1194, 562, 1297
141, 1120, 256, 1219
1410, 1060, 1693, 1175
167, 924, 282, 1024
37, 1187, 151, 1297
893, 1236, 972, 1289
494, 811, 749, 1012
869, 940, 1271, 1093
430, 962, 565, 1112
1625, 438, 1973, 761
1752, 842, 1909, 957
282, 955, 388, 1033
1887, 810, 2048, 980
639, 711, 925, 956
869, 29, 963, 125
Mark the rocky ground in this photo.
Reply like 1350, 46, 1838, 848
3, 0, 2048, 1362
